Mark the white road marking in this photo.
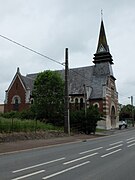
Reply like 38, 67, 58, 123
109, 141, 123, 146
127, 139, 135, 144
42, 161, 90, 179
63, 152, 98, 165
79, 147, 103, 154
11, 170, 45, 180
101, 149, 122, 158
12, 157, 65, 173
127, 143, 135, 147
106, 144, 123, 151
126, 137, 135, 141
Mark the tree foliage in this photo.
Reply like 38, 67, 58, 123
70, 105, 102, 134
32, 70, 64, 122
119, 104, 135, 120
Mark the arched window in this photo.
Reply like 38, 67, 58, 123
12, 95, 21, 111
12, 95, 21, 104
93, 102, 99, 108
80, 98, 84, 110
30, 98, 34, 104
111, 106, 116, 127
75, 98, 79, 110
15, 97, 19, 104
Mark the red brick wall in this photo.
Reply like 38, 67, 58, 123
4, 76, 30, 112
69, 97, 103, 113
89, 99, 103, 112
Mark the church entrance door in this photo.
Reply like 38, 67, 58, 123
111, 106, 116, 128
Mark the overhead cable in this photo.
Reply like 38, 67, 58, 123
0, 34, 64, 66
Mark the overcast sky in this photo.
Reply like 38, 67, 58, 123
0, 0, 135, 105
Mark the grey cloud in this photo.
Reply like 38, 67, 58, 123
0, 0, 135, 104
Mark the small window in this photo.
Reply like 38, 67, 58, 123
75, 98, 79, 110
93, 102, 99, 108
12, 95, 21, 104
12, 96, 21, 111
71, 97, 74, 102
15, 97, 19, 104
31, 99, 34, 104
80, 98, 84, 110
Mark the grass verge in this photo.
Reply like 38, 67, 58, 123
0, 117, 63, 133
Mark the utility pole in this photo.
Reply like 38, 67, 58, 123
64, 48, 70, 135
131, 96, 134, 127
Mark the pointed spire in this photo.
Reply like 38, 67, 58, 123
93, 18, 113, 64
96, 20, 109, 53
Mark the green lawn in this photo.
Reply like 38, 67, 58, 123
0, 117, 63, 133
96, 128, 107, 132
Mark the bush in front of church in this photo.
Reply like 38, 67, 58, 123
70, 105, 102, 134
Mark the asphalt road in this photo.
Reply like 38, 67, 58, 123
1, 129, 135, 180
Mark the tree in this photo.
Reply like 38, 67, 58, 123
32, 70, 64, 123
119, 104, 135, 120
85, 105, 102, 134
70, 105, 102, 134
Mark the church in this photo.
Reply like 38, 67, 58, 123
4, 19, 119, 129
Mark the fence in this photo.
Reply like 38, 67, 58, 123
0, 118, 39, 133
0, 117, 62, 133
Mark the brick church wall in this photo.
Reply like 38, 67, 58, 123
4, 76, 30, 112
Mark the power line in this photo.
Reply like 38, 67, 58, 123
0, 34, 96, 86
0, 34, 95, 84
0, 34, 64, 66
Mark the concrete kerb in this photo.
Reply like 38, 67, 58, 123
0, 127, 134, 155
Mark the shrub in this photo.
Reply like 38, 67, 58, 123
18, 109, 35, 120
70, 106, 102, 134
1, 111, 19, 119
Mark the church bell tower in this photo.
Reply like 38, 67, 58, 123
92, 18, 119, 129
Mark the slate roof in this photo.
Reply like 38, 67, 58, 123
90, 75, 107, 99
21, 75, 35, 94
24, 65, 109, 99
68, 66, 94, 95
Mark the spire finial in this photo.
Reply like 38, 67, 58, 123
101, 9, 103, 21
17, 67, 20, 73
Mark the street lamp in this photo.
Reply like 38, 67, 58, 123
128, 96, 134, 127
